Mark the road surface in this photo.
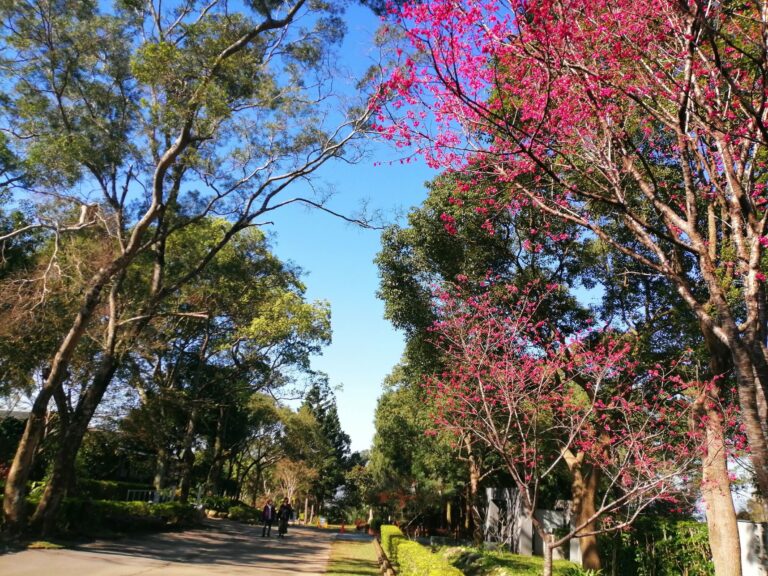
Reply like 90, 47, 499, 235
0, 519, 335, 575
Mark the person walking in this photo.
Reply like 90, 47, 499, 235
261, 498, 276, 537
277, 498, 293, 538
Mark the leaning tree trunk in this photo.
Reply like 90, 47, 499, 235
32, 357, 119, 535
2, 375, 62, 532
1, 158, 175, 532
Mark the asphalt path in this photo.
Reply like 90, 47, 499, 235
0, 519, 336, 575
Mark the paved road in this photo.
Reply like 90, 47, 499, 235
0, 519, 335, 575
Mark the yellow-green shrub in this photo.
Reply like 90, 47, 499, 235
397, 541, 464, 576
379, 525, 463, 576
380, 524, 406, 562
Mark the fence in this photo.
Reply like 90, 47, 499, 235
125, 488, 175, 503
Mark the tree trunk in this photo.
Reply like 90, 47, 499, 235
32, 357, 119, 535
177, 408, 198, 503
154, 446, 170, 493
1, 188, 170, 533
205, 406, 226, 495
542, 533, 554, 576
464, 435, 484, 545
701, 404, 742, 576
2, 383, 58, 532
730, 342, 768, 507
699, 333, 742, 576
570, 462, 601, 570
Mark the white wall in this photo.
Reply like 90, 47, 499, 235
739, 521, 767, 576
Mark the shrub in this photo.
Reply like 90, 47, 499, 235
228, 505, 259, 523
397, 540, 464, 576
56, 498, 201, 536
381, 525, 407, 562
202, 495, 236, 513
77, 478, 153, 501
562, 568, 604, 576
380, 525, 462, 576
600, 517, 713, 576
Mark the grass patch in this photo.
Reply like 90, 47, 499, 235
325, 539, 379, 576
440, 546, 582, 576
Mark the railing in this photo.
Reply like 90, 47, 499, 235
125, 488, 175, 503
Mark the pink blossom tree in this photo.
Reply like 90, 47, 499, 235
375, 1, 766, 571
427, 281, 701, 575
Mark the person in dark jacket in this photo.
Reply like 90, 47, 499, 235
262, 498, 276, 537
277, 498, 293, 538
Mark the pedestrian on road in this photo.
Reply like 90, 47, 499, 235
262, 498, 276, 537
277, 498, 293, 538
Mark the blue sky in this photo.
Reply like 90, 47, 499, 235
267, 5, 437, 453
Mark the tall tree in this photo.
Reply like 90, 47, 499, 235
377, 1, 762, 571
376, 172, 588, 544
301, 379, 351, 509
428, 281, 701, 576
0, 0, 373, 532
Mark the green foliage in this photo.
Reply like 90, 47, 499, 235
397, 540, 464, 576
599, 518, 714, 576
75, 430, 154, 484
0, 417, 25, 467
227, 504, 259, 523
300, 380, 352, 507
202, 495, 237, 513
368, 365, 464, 526
370, 517, 383, 531
76, 479, 153, 501
55, 499, 200, 536
380, 524, 407, 563
562, 568, 603, 576
438, 546, 582, 576
380, 526, 463, 576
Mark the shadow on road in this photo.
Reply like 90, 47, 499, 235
0, 519, 336, 575
80, 519, 332, 568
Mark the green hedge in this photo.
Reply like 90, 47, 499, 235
398, 540, 464, 576
56, 499, 201, 536
380, 525, 462, 576
381, 524, 407, 563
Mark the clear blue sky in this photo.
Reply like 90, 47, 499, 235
268, 5, 437, 453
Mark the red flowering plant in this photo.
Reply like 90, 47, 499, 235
373, 2, 768, 539
425, 279, 701, 574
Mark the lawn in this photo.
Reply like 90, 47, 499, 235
440, 546, 583, 576
325, 538, 380, 576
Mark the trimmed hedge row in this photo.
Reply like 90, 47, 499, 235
381, 524, 407, 562
0, 491, 202, 537
56, 499, 201, 536
380, 525, 462, 576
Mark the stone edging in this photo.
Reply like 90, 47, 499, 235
372, 538, 396, 576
